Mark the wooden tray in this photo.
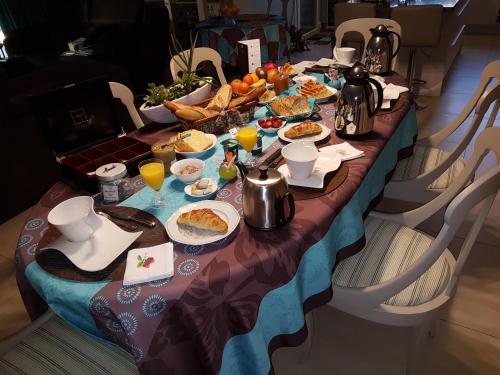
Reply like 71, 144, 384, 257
35, 206, 168, 282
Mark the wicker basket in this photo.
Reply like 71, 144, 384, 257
176, 98, 257, 135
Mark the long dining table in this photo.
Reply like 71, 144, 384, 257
15, 73, 417, 375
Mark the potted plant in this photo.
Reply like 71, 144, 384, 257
140, 34, 213, 123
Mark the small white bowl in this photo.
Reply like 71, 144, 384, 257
170, 158, 205, 183
257, 119, 287, 134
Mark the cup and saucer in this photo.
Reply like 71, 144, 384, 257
332, 47, 356, 67
42, 196, 142, 272
278, 142, 342, 189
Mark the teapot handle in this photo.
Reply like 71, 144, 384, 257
365, 78, 383, 117
278, 191, 295, 226
389, 31, 401, 57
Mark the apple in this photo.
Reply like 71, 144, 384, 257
255, 67, 266, 80
264, 62, 278, 72
266, 68, 279, 84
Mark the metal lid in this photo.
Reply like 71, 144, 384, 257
95, 163, 127, 182
246, 165, 284, 187
371, 24, 389, 36
346, 63, 369, 84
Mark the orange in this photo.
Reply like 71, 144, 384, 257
242, 74, 254, 85
231, 79, 242, 92
238, 82, 250, 94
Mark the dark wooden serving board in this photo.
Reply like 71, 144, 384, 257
35, 206, 168, 282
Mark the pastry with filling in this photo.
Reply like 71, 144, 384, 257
298, 80, 331, 99
284, 121, 323, 139
177, 208, 228, 233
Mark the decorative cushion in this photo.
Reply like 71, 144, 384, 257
391, 145, 466, 191
0, 315, 138, 375
332, 217, 451, 307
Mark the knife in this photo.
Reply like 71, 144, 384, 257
263, 148, 282, 166
102, 210, 156, 228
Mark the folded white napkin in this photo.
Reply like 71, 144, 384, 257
292, 60, 317, 70
319, 142, 365, 161
123, 243, 174, 286
316, 58, 337, 67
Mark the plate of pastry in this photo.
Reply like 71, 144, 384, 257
266, 96, 320, 122
171, 129, 217, 158
165, 200, 240, 245
298, 80, 337, 103
277, 121, 331, 143
184, 178, 218, 198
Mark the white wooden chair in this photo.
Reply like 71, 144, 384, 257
0, 310, 139, 374
109, 81, 145, 129
335, 18, 402, 70
325, 88, 500, 374
384, 60, 500, 204
169, 47, 227, 85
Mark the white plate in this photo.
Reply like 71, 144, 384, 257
165, 200, 240, 246
277, 122, 331, 143
175, 134, 217, 158
293, 74, 317, 84
316, 57, 355, 68
40, 216, 143, 272
298, 85, 337, 104
278, 153, 342, 189
184, 178, 218, 198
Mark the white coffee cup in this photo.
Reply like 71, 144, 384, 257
281, 141, 319, 180
333, 47, 356, 65
48, 196, 103, 242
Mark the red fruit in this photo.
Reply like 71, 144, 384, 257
272, 120, 282, 128
258, 118, 266, 126
143, 257, 155, 268
265, 120, 273, 128
264, 62, 278, 72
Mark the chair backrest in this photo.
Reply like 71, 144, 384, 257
335, 18, 402, 69
364, 90, 500, 307
108, 81, 144, 129
391, 5, 443, 48
169, 47, 227, 85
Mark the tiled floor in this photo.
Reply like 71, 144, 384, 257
0, 34, 499, 374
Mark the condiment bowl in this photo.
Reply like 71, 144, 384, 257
170, 158, 205, 183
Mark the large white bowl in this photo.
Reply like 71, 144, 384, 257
140, 78, 212, 124
170, 158, 205, 184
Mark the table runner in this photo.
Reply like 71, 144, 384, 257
15, 75, 417, 374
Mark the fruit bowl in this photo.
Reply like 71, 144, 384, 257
256, 117, 286, 134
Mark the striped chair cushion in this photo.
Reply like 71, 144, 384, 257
391, 145, 466, 191
0, 315, 138, 375
332, 217, 451, 307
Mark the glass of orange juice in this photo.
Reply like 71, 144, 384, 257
237, 126, 257, 166
138, 158, 166, 208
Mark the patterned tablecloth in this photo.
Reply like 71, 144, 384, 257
15, 74, 417, 375
197, 15, 291, 66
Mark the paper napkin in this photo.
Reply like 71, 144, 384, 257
319, 142, 365, 161
123, 243, 174, 286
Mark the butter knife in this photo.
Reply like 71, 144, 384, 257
102, 210, 156, 228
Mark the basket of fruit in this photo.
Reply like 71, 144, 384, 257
165, 84, 265, 134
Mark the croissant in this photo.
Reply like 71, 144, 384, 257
284, 121, 323, 139
177, 209, 228, 234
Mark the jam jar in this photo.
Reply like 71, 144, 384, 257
95, 163, 133, 203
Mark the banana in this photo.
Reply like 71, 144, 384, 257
250, 78, 266, 89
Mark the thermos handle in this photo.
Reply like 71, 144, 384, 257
389, 31, 401, 57
278, 191, 295, 225
365, 78, 384, 117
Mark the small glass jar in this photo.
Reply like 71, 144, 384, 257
95, 163, 133, 203
274, 72, 289, 95
151, 141, 176, 174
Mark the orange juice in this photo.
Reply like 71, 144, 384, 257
140, 162, 165, 190
237, 127, 257, 152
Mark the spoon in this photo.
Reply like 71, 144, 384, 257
96, 211, 139, 231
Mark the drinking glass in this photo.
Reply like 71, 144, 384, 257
237, 126, 257, 166
138, 158, 166, 208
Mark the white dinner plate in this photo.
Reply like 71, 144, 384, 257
298, 85, 337, 104
278, 153, 342, 189
165, 200, 240, 246
175, 134, 217, 158
40, 216, 142, 272
184, 178, 218, 198
277, 122, 331, 144
293, 74, 317, 84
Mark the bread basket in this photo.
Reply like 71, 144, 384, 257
176, 98, 257, 135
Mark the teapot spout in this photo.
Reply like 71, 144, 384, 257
235, 161, 248, 180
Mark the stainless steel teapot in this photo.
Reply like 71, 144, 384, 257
365, 24, 401, 75
236, 162, 295, 230
335, 63, 384, 137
